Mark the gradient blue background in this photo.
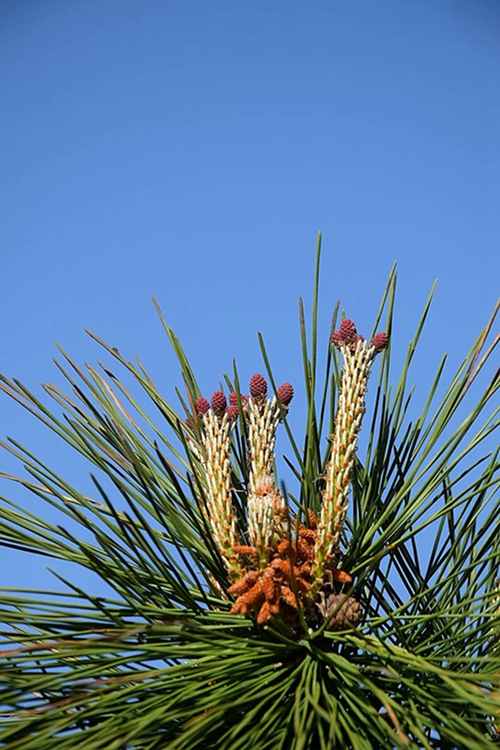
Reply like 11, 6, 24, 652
1, 1, 498, 595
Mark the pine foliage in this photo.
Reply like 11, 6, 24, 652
1, 236, 499, 749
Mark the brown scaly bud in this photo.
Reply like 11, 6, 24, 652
195, 397, 210, 415
277, 382, 294, 406
370, 332, 389, 353
226, 404, 238, 419
211, 390, 227, 416
249, 373, 268, 400
323, 595, 363, 631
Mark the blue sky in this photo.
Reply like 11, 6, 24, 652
0, 0, 498, 594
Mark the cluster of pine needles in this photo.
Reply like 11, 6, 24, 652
0, 236, 499, 749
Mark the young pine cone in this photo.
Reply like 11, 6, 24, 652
323, 594, 363, 631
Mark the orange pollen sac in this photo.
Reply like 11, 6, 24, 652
232, 544, 259, 559
331, 569, 352, 584
227, 512, 329, 625
256, 479, 275, 496
227, 517, 357, 628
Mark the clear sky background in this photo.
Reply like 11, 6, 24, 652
0, 0, 498, 596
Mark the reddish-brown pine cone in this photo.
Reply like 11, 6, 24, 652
324, 595, 363, 631
370, 332, 389, 353
338, 319, 357, 341
249, 373, 268, 399
195, 397, 210, 415
331, 330, 344, 348
211, 390, 227, 415
229, 391, 249, 407
185, 416, 193, 429
332, 320, 363, 349
277, 382, 294, 406
226, 404, 238, 419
